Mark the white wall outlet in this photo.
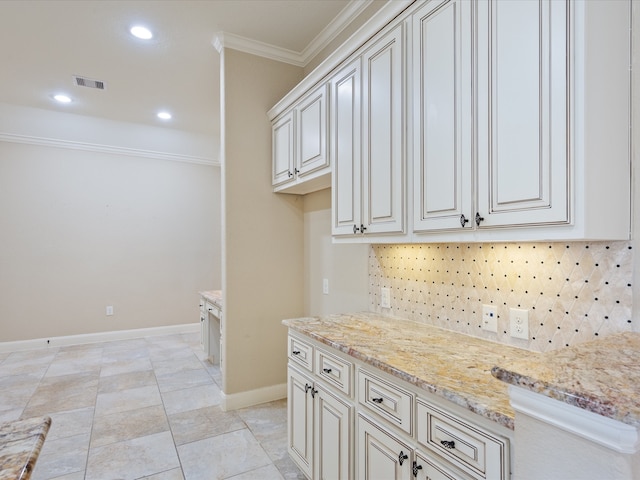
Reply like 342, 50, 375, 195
106, 305, 114, 316
481, 304, 498, 332
322, 278, 329, 295
510, 307, 529, 340
380, 287, 391, 308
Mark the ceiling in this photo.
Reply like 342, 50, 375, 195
0, 0, 367, 136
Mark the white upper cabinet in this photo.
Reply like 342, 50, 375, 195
271, 0, 630, 241
411, 0, 630, 241
413, 0, 473, 233
297, 84, 329, 178
272, 111, 295, 188
332, 59, 362, 236
361, 23, 406, 237
333, 22, 407, 240
272, 84, 330, 195
475, 0, 569, 229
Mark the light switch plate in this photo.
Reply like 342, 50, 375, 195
481, 304, 497, 332
380, 287, 391, 308
322, 278, 329, 295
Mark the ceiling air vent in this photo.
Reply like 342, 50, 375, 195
72, 75, 106, 90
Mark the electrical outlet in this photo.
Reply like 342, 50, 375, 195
106, 306, 114, 316
481, 304, 498, 332
380, 287, 391, 308
510, 308, 529, 340
322, 278, 329, 295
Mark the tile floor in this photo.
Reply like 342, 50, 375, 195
0, 332, 305, 480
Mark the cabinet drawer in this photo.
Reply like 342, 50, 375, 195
288, 335, 313, 372
205, 302, 220, 318
358, 369, 413, 435
416, 399, 507, 480
315, 347, 353, 397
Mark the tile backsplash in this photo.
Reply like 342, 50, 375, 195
369, 242, 633, 352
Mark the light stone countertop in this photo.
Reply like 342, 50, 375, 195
492, 332, 640, 427
0, 416, 51, 480
283, 312, 535, 430
200, 290, 222, 309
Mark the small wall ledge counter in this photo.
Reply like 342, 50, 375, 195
199, 290, 222, 309
492, 332, 640, 427
283, 312, 536, 429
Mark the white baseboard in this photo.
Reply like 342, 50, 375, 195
221, 382, 287, 411
0, 323, 200, 353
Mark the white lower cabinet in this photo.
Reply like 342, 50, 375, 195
287, 340, 354, 480
315, 384, 353, 480
287, 332, 511, 480
358, 414, 413, 480
288, 367, 315, 478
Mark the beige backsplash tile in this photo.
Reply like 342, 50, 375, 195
369, 242, 633, 352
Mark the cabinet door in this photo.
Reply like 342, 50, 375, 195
297, 84, 329, 177
272, 110, 295, 187
331, 59, 362, 236
413, 0, 473, 232
357, 414, 412, 480
414, 450, 471, 480
315, 385, 353, 480
476, 0, 569, 228
361, 23, 406, 235
288, 367, 314, 478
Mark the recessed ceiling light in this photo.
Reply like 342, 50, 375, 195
130, 25, 153, 40
53, 94, 72, 103
157, 111, 172, 120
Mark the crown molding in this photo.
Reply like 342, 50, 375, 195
0, 133, 219, 166
213, 31, 305, 66
300, 0, 373, 63
267, 0, 414, 120
213, 0, 374, 67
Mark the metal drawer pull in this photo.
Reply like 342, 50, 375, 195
322, 368, 332, 374
292, 350, 301, 355
305, 384, 311, 393
398, 451, 408, 465
412, 461, 423, 476
372, 397, 384, 404
441, 440, 456, 449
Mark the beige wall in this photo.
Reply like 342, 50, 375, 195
303, 189, 369, 315
220, 47, 305, 396
0, 141, 220, 342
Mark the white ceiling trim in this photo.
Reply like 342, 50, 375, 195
300, 0, 373, 64
0, 133, 219, 166
213, 32, 305, 66
213, 0, 373, 66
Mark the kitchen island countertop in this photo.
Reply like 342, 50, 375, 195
0, 416, 51, 480
283, 312, 535, 430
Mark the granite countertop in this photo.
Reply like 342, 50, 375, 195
0, 416, 51, 480
283, 312, 536, 430
200, 290, 222, 309
492, 332, 640, 428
